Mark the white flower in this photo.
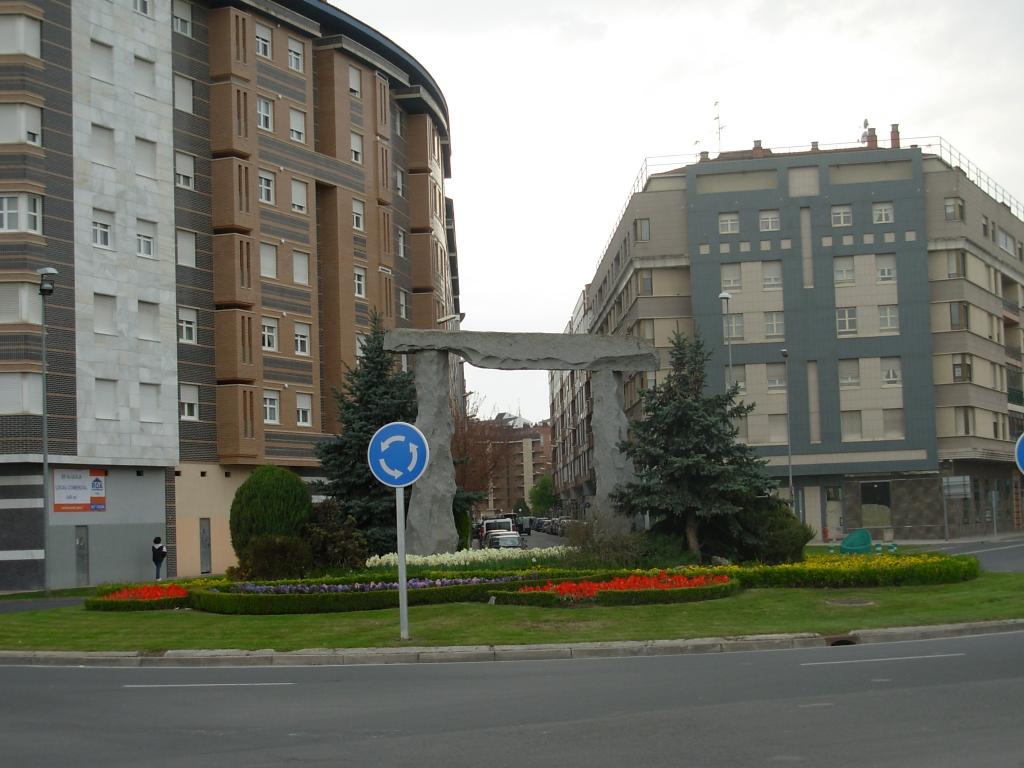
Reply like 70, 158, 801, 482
365, 546, 575, 569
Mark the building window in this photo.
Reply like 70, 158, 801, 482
997, 228, 1017, 256
172, 1, 192, 35
352, 199, 364, 230
954, 406, 974, 436
398, 228, 407, 258
134, 56, 156, 97
726, 365, 746, 393
261, 317, 278, 351
91, 124, 114, 166
137, 300, 159, 340
638, 269, 653, 296
348, 65, 361, 97
841, 410, 862, 441
179, 384, 199, 420
295, 392, 312, 427
721, 263, 741, 290
140, 383, 160, 423
355, 333, 367, 358
292, 250, 309, 285
255, 23, 272, 58
354, 266, 366, 298
882, 357, 902, 386
718, 212, 739, 235
766, 363, 786, 390
0, 103, 42, 145
287, 38, 304, 72
762, 261, 782, 289
133, 0, 151, 15
294, 322, 310, 355
723, 313, 744, 340
953, 353, 973, 383
0, 194, 42, 234
259, 242, 277, 278
872, 202, 894, 224
0, 14, 40, 58
177, 307, 197, 343
393, 108, 403, 136
759, 210, 780, 232
350, 132, 363, 164
764, 311, 785, 338
288, 109, 305, 143
831, 205, 853, 227
174, 152, 194, 189
398, 289, 409, 320
263, 390, 279, 424
173, 75, 193, 113
833, 256, 854, 284
839, 358, 860, 387
176, 229, 196, 267
257, 97, 273, 131
135, 137, 156, 178
93, 294, 116, 335
949, 301, 969, 331
876, 254, 896, 282
291, 179, 308, 213
634, 218, 651, 241
944, 197, 964, 221
136, 219, 156, 258
90, 40, 113, 81
947, 250, 966, 278
395, 168, 405, 197
879, 304, 899, 333
258, 170, 275, 204
92, 210, 113, 248
768, 414, 788, 444
95, 379, 118, 420
836, 307, 857, 335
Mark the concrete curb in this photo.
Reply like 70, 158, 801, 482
1, 620, 1022, 667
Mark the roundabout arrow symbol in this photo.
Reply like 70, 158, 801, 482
378, 459, 403, 479
407, 443, 418, 471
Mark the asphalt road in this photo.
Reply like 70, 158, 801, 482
931, 535, 1024, 572
2, 632, 1022, 767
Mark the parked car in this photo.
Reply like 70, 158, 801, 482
487, 533, 526, 549
533, 517, 550, 533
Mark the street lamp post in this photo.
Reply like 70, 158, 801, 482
718, 291, 733, 389
780, 348, 795, 508
939, 459, 951, 541
37, 267, 58, 593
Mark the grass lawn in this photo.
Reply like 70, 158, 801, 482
0, 572, 1021, 653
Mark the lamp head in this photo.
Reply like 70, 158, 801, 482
37, 267, 58, 297
781, 348, 789, 358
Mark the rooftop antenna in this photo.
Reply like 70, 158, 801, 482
714, 101, 726, 154
859, 118, 871, 144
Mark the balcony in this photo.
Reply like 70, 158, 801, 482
214, 310, 261, 383
216, 384, 263, 463
213, 235, 258, 308
1010, 388, 1024, 407
1006, 345, 1023, 364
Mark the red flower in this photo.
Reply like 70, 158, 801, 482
519, 571, 729, 601
103, 584, 188, 601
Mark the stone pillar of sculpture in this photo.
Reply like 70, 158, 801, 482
590, 369, 632, 534
407, 350, 458, 554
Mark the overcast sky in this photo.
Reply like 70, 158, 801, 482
333, 0, 1024, 422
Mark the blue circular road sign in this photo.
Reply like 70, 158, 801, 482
1015, 434, 1024, 475
367, 422, 430, 488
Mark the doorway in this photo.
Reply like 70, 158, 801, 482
199, 518, 211, 575
74, 526, 89, 587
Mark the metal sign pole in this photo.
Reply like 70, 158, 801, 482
396, 485, 409, 641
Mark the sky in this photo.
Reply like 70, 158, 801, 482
332, 0, 1024, 423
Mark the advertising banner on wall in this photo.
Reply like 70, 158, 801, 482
53, 469, 107, 512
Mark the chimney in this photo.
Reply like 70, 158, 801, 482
699, 150, 710, 162
866, 127, 878, 149
811, 141, 819, 151
890, 123, 900, 149
752, 139, 765, 157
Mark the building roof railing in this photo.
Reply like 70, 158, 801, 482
595, 135, 1024, 270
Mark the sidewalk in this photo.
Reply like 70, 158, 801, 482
1, 619, 1022, 667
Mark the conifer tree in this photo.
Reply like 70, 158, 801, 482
316, 315, 416, 555
612, 332, 773, 554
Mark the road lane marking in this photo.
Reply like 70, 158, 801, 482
954, 543, 1024, 555
801, 652, 965, 666
123, 682, 295, 688
797, 702, 833, 708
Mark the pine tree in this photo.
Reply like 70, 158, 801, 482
315, 315, 416, 555
612, 332, 773, 555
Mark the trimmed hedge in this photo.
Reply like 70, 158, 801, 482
679, 553, 980, 588
489, 578, 741, 607
84, 595, 189, 612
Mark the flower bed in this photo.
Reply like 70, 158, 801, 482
84, 584, 190, 612
222, 575, 528, 595
365, 546, 575, 569
679, 552, 979, 588
491, 571, 740, 607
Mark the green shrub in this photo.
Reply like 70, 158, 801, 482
84, 596, 189, 611
303, 500, 368, 572
229, 465, 313, 557
701, 496, 814, 564
489, 591, 563, 607
239, 535, 314, 580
